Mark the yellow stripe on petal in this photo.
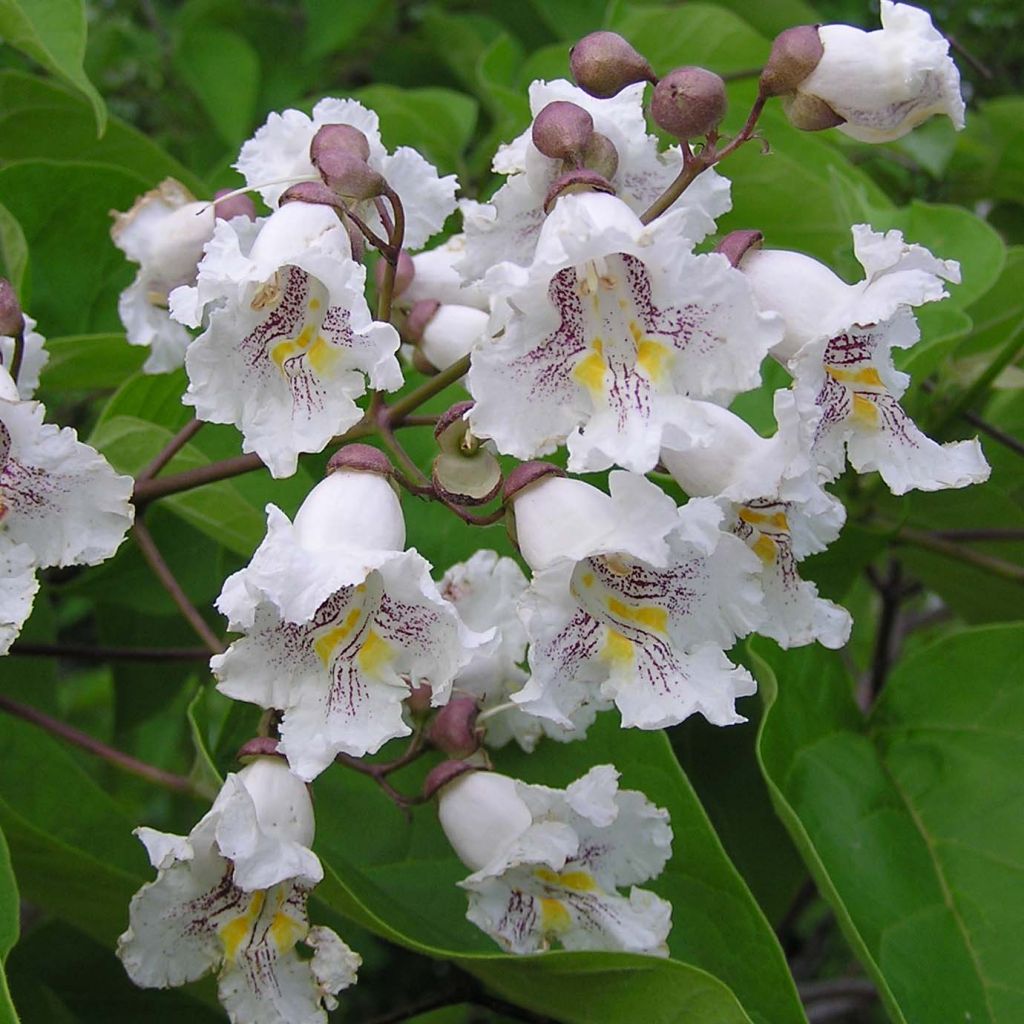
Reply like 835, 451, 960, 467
602, 628, 634, 664
826, 365, 884, 388
219, 890, 266, 961
540, 897, 571, 934
574, 347, 607, 395
636, 339, 671, 383
738, 507, 789, 532
559, 870, 598, 893
751, 534, 778, 564
270, 911, 306, 952
357, 630, 392, 674
852, 393, 880, 427
607, 597, 667, 633
313, 608, 363, 664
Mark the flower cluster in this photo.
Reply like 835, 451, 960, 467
101, 3, 991, 1018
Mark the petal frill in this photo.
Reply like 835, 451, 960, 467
0, 315, 48, 399
0, 536, 39, 655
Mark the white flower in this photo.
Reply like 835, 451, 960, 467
419, 304, 489, 372
213, 468, 488, 780
111, 178, 218, 373
171, 203, 401, 478
467, 192, 781, 474
510, 472, 762, 733
797, 1, 965, 143
235, 97, 457, 250
459, 79, 730, 281
0, 369, 134, 653
741, 226, 988, 494
118, 757, 361, 1024
437, 766, 672, 955
0, 314, 48, 399
402, 234, 489, 310
661, 392, 851, 649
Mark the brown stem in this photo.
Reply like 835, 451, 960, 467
640, 92, 767, 225
961, 409, 1024, 460
0, 694, 196, 795
133, 452, 266, 506
136, 418, 204, 483
895, 526, 1024, 584
132, 518, 225, 655
9, 327, 24, 385
378, 420, 431, 488
867, 559, 903, 704
399, 413, 440, 427
385, 354, 471, 425
9, 641, 210, 661
928, 527, 1024, 542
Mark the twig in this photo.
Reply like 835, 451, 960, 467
9, 326, 24, 384
928, 527, 1024, 542
867, 559, 903, 702
9, 642, 210, 662
136, 418, 204, 483
0, 694, 196, 795
961, 409, 1024, 459
132, 519, 225, 655
385, 354, 471, 425
895, 526, 1024, 584
133, 452, 266, 506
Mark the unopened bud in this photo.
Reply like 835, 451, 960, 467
781, 91, 845, 132
310, 123, 372, 164
0, 280, 24, 338
575, 132, 619, 180
716, 229, 763, 269
759, 25, 825, 97
412, 345, 439, 376
570, 31, 655, 98
532, 101, 594, 163
543, 168, 615, 214
213, 188, 257, 222
317, 153, 387, 201
375, 250, 415, 299
651, 67, 727, 140
428, 698, 481, 757
326, 443, 395, 479
502, 461, 565, 503
236, 736, 283, 762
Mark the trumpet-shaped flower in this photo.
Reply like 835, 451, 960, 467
459, 78, 730, 281
112, 178, 218, 373
468, 192, 781, 474
509, 472, 762, 733
796, 1, 965, 143
213, 467, 487, 780
0, 314, 48, 399
662, 391, 851, 649
171, 203, 401, 478
740, 226, 988, 494
0, 368, 134, 653
118, 757, 360, 1024
235, 97, 456, 250
437, 765, 672, 955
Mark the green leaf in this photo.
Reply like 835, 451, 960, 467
0, 714, 146, 946
525, 0, 605, 41
173, 27, 260, 146
352, 85, 478, 176
0, 0, 106, 133
0, 71, 199, 190
302, 0, 392, 60
0, 202, 28, 295
960, 246, 1024, 358
753, 627, 1024, 1024
697, 0, 819, 39
90, 414, 266, 557
0, 160, 148, 336
0, 827, 19, 1024
313, 716, 805, 1024
949, 97, 1024, 207
37, 332, 146, 392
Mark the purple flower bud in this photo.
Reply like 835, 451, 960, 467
0, 279, 24, 338
316, 152, 387, 201
375, 250, 415, 299
502, 461, 565, 503
326, 443, 395, 478
543, 168, 616, 214
422, 758, 477, 801
532, 101, 595, 163
235, 736, 283, 761
650, 67, 727, 140
570, 31, 656, 99
428, 697, 481, 758
782, 91, 845, 132
310, 123, 372, 164
576, 131, 619, 180
716, 229, 763, 269
213, 188, 256, 222
759, 25, 825, 97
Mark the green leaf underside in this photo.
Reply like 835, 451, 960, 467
753, 626, 1024, 1024
0, 827, 19, 1024
312, 715, 805, 1024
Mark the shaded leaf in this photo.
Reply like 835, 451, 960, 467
38, 332, 145, 392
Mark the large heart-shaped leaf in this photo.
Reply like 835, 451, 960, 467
753, 625, 1024, 1024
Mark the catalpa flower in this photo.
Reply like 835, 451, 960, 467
508, 470, 762, 733
236, 97, 457, 250
468, 192, 781, 474
0, 368, 134, 653
119, 757, 361, 1024
0, 313, 48, 399
112, 178, 217, 373
459, 78, 730, 281
213, 454, 487, 781
794, 1, 964, 143
662, 391, 851, 649
171, 202, 401, 478
435, 765, 672, 955
739, 225, 989, 494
